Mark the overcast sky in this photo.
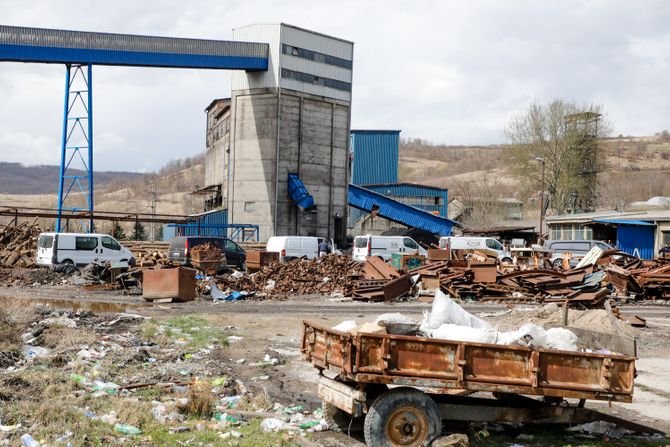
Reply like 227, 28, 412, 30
1, 0, 669, 172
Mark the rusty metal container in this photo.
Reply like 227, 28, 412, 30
301, 321, 635, 403
143, 267, 196, 302
246, 250, 279, 272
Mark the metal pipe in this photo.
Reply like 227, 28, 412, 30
295, 96, 303, 235
327, 103, 335, 239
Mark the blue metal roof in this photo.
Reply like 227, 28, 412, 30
0, 25, 269, 70
593, 219, 656, 226
350, 130, 399, 185
348, 184, 459, 235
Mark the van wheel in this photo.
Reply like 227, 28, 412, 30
552, 259, 564, 269
501, 257, 512, 264
62, 259, 74, 266
364, 387, 441, 447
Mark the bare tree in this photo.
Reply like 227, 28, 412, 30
504, 100, 612, 214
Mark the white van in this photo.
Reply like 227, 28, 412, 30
438, 236, 512, 262
36, 233, 135, 267
352, 235, 427, 261
266, 236, 327, 261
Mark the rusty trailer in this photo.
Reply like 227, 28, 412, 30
301, 321, 650, 446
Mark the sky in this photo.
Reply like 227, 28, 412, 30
1, 0, 669, 172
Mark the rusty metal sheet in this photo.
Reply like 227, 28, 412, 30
363, 256, 399, 280
382, 274, 412, 301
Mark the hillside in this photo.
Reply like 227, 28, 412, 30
0, 162, 143, 194
399, 135, 670, 210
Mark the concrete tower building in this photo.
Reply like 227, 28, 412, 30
226, 23, 353, 242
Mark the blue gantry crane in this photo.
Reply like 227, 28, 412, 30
0, 25, 268, 231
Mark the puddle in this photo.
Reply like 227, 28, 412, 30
27, 298, 148, 314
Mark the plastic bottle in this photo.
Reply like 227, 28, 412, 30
114, 423, 142, 435
20, 434, 42, 447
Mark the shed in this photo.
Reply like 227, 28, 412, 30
592, 219, 657, 260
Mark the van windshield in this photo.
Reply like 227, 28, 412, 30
38, 235, 53, 249
354, 238, 368, 249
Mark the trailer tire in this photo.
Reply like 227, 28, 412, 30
323, 402, 363, 433
364, 387, 441, 447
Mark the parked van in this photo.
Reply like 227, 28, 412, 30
352, 235, 427, 261
36, 233, 134, 267
544, 240, 613, 268
438, 236, 512, 263
266, 236, 327, 261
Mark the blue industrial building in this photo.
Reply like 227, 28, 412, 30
363, 183, 448, 218
350, 130, 400, 185
348, 129, 452, 234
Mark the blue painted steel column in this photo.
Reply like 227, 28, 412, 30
56, 64, 72, 232
56, 64, 94, 232
87, 64, 94, 231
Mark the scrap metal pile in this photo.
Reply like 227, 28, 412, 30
352, 248, 670, 307
214, 254, 362, 299
0, 223, 40, 268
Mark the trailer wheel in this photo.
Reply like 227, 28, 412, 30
364, 387, 441, 447
323, 402, 363, 433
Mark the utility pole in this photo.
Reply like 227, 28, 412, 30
536, 157, 546, 244
149, 182, 158, 241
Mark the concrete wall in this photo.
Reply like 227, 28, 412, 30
204, 100, 230, 192
229, 88, 349, 241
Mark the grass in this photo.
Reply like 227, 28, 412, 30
143, 316, 228, 349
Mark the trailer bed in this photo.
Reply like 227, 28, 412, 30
301, 321, 635, 403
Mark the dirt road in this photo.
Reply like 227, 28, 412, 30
1, 285, 669, 445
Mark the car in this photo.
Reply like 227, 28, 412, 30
167, 236, 246, 269
438, 236, 512, 263
352, 235, 427, 262
266, 236, 338, 261
36, 232, 135, 267
543, 239, 614, 268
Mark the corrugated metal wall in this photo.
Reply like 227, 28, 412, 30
350, 130, 400, 185
617, 223, 656, 260
363, 183, 448, 217
163, 209, 229, 239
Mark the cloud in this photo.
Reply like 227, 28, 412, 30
1, 0, 670, 171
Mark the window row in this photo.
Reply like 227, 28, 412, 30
280, 68, 351, 92
282, 44, 352, 70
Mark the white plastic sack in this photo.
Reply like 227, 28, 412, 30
420, 290, 491, 336
260, 418, 285, 432
332, 320, 357, 332
544, 327, 578, 351
432, 324, 498, 344
497, 323, 547, 348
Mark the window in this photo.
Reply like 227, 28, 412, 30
281, 44, 352, 69
38, 235, 53, 249
280, 68, 352, 92
354, 237, 368, 249
101, 236, 120, 251
403, 238, 418, 249
485, 239, 503, 250
595, 241, 613, 250
224, 239, 240, 251
75, 236, 98, 251
574, 226, 585, 240
662, 231, 670, 245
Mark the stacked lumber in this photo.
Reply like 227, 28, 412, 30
0, 223, 41, 268
122, 241, 170, 261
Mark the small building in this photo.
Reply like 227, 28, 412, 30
546, 210, 670, 259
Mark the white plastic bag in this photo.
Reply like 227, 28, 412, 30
374, 313, 416, 325
420, 290, 491, 336
432, 324, 497, 344
497, 323, 547, 347
544, 327, 578, 351
332, 320, 357, 332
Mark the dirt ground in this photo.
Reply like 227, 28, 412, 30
0, 283, 669, 446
